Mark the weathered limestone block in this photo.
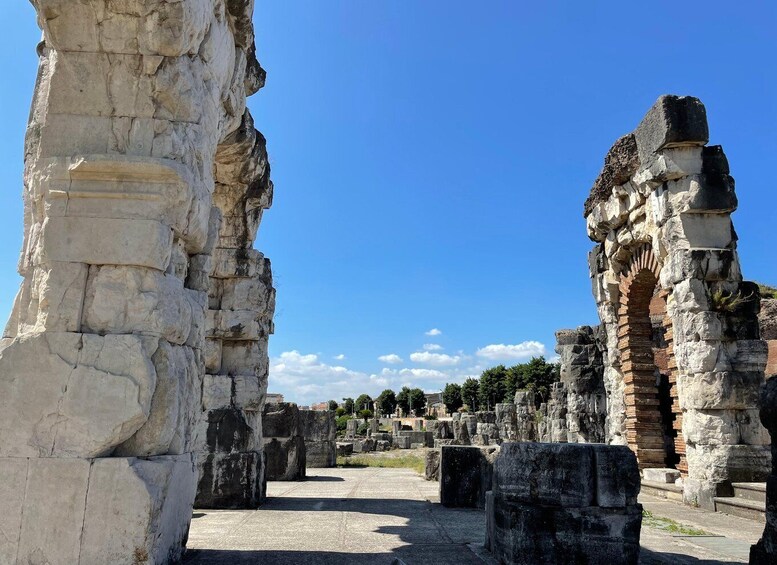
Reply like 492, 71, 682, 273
495, 403, 517, 442
486, 443, 641, 564
336, 442, 353, 457
0, 332, 156, 458
425, 449, 441, 481
0, 454, 196, 565
300, 410, 336, 468
262, 402, 306, 481
396, 431, 434, 448
439, 445, 499, 508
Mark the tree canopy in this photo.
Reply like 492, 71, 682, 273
355, 394, 372, 412
442, 383, 463, 414
342, 397, 354, 414
376, 389, 397, 416
461, 378, 479, 411
327, 399, 338, 411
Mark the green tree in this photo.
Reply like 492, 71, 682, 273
461, 378, 479, 411
355, 394, 372, 412
478, 365, 508, 410
520, 356, 560, 405
335, 407, 346, 417
442, 383, 463, 414
396, 386, 411, 416
408, 388, 426, 415
358, 408, 373, 421
375, 389, 397, 416
327, 399, 338, 411
342, 397, 354, 415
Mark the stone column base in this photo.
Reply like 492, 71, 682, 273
0, 454, 196, 565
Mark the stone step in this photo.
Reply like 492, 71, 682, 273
713, 496, 765, 523
731, 482, 767, 504
641, 480, 683, 502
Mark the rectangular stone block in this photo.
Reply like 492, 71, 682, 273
634, 95, 708, 162
264, 436, 306, 481
440, 445, 499, 509
642, 468, 681, 484
487, 497, 642, 565
42, 216, 173, 271
195, 451, 262, 509
394, 435, 411, 449
592, 444, 640, 507
263, 402, 301, 438
305, 441, 336, 468
493, 443, 595, 507
396, 430, 434, 447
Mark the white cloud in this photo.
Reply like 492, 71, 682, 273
423, 343, 443, 351
409, 351, 461, 366
381, 367, 450, 380
378, 353, 403, 364
425, 328, 442, 336
475, 341, 546, 361
334, 354, 346, 360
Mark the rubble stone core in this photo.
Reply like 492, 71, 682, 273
0, 1, 273, 562
585, 95, 769, 509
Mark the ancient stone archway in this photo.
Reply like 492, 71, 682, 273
586, 95, 770, 509
618, 245, 684, 472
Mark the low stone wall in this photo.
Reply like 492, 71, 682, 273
263, 403, 306, 481
300, 410, 336, 468
439, 445, 499, 508
486, 442, 641, 564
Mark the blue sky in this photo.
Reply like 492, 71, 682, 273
1, 2, 776, 406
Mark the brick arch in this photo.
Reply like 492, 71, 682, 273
617, 245, 686, 473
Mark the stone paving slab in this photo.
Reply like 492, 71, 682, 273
185, 468, 764, 564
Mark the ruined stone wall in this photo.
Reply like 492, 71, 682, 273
759, 298, 777, 377
585, 95, 769, 508
555, 326, 607, 444
0, 1, 271, 561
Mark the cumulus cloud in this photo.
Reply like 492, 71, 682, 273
423, 343, 443, 351
334, 354, 346, 360
425, 328, 442, 336
409, 351, 461, 366
380, 367, 450, 380
378, 353, 403, 364
475, 341, 546, 361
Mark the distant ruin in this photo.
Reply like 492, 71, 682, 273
0, 1, 273, 561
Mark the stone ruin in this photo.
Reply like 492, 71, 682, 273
486, 443, 641, 564
585, 95, 769, 508
751, 377, 777, 563
0, 1, 273, 561
300, 409, 336, 468
263, 402, 306, 481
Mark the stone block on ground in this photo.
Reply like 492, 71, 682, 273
336, 442, 353, 457
642, 468, 681, 484
486, 442, 642, 564
425, 449, 441, 481
264, 436, 306, 481
300, 410, 336, 468
394, 436, 411, 449
440, 445, 499, 508
195, 451, 262, 509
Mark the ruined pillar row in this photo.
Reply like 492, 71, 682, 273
0, 1, 269, 562
584, 95, 769, 509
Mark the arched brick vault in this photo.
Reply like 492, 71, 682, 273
617, 245, 686, 472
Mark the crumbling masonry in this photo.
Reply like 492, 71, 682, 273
0, 1, 272, 562
585, 95, 769, 508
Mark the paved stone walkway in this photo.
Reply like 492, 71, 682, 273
185, 467, 764, 564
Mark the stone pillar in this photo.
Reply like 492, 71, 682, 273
555, 326, 607, 443
0, 1, 268, 561
195, 108, 274, 508
751, 378, 777, 563
584, 95, 769, 508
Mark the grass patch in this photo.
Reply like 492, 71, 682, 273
642, 510, 711, 536
337, 454, 425, 475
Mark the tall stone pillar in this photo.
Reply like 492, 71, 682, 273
751, 377, 777, 563
0, 1, 268, 562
